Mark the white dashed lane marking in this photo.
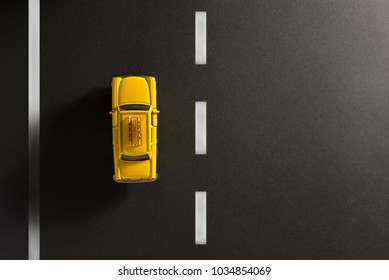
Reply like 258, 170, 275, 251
195, 101, 207, 155
195, 11, 207, 65
195, 191, 207, 245
28, 0, 40, 260
195, 10, 207, 246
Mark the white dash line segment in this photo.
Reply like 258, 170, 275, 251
195, 101, 207, 155
195, 191, 207, 245
195, 11, 207, 65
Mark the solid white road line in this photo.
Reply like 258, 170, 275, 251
195, 101, 207, 155
29, 0, 40, 260
195, 11, 207, 65
195, 191, 207, 245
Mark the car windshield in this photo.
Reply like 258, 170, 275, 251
120, 104, 150, 111
121, 154, 150, 161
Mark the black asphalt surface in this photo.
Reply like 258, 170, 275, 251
3, 0, 389, 259
0, 0, 28, 260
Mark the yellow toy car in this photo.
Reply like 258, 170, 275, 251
111, 76, 159, 183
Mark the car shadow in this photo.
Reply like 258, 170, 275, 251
41, 86, 128, 225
